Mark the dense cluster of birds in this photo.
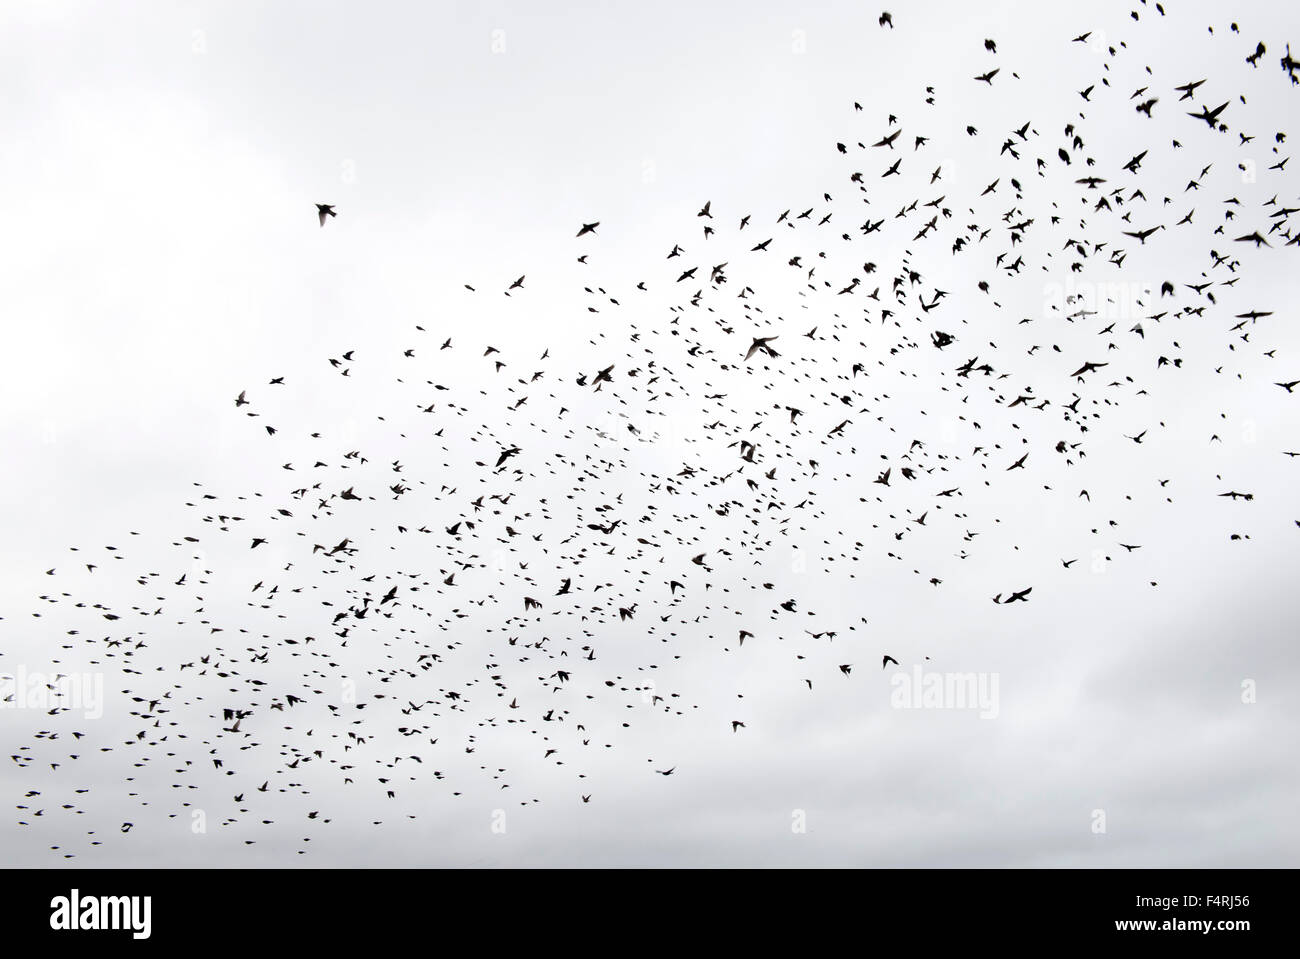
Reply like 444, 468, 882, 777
5, 2, 1299, 860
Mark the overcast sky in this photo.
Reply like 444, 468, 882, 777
2, 0, 1298, 867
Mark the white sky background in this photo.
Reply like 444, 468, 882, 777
1, 0, 1298, 866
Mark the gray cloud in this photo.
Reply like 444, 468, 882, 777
1, 0, 1297, 867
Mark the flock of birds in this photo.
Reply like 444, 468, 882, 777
5, 2, 1299, 861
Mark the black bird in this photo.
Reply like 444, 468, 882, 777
1187, 101, 1228, 128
